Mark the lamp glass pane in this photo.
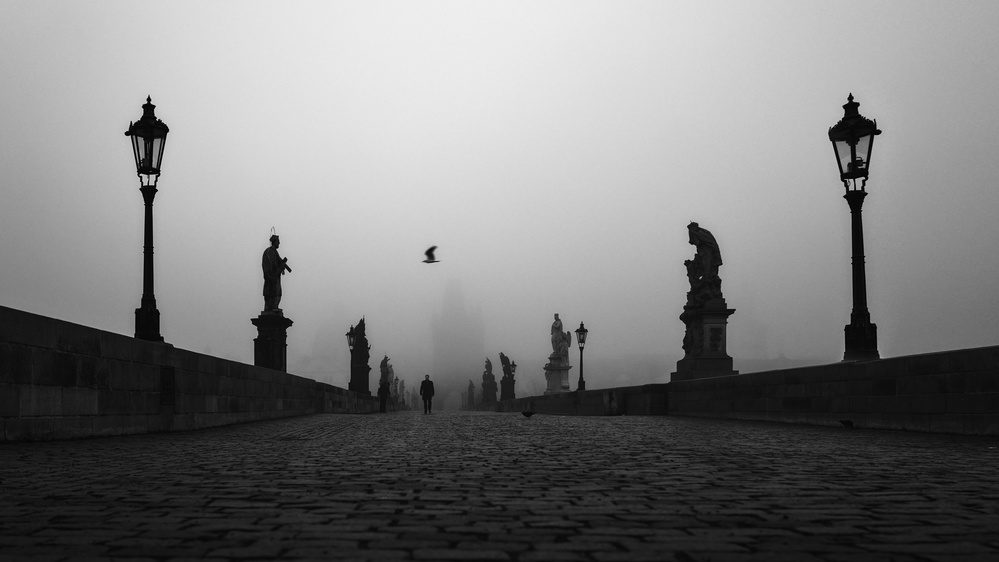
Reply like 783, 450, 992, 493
835, 139, 853, 177
851, 135, 871, 175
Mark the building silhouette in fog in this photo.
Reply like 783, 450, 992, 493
431, 281, 484, 409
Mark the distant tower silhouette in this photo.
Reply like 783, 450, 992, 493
431, 281, 485, 408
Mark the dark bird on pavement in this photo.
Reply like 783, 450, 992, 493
839, 419, 854, 428
423, 246, 439, 263
522, 411, 535, 418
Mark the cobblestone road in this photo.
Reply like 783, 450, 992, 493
1, 411, 998, 561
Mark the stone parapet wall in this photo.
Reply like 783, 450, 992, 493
669, 346, 999, 435
0, 306, 378, 441
487, 384, 669, 416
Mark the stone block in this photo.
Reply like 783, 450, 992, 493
870, 378, 896, 396
98, 389, 141, 415
54, 321, 102, 356
964, 371, 999, 393
900, 374, 938, 395
880, 413, 930, 432
872, 357, 906, 379
0, 343, 32, 384
847, 395, 873, 413
99, 330, 137, 362
0, 384, 19, 416
62, 387, 98, 415
20, 385, 63, 416
77, 356, 102, 388
949, 345, 999, 373
121, 415, 149, 435
878, 395, 908, 413
92, 414, 123, 436
929, 414, 968, 434
0, 306, 56, 348
781, 397, 811, 411
946, 393, 990, 414
845, 377, 871, 395
53, 417, 94, 440
906, 352, 952, 376
5, 417, 55, 441
31, 349, 77, 386
908, 393, 946, 414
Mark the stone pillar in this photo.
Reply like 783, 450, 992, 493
544, 352, 572, 394
251, 312, 293, 372
671, 300, 738, 381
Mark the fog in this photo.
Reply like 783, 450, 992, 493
3, 1, 999, 405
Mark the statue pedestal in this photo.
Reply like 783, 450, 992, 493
251, 311, 293, 372
671, 299, 738, 382
544, 352, 572, 394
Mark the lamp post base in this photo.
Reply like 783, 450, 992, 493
844, 314, 879, 361
134, 305, 163, 342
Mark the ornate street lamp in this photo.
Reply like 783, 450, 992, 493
829, 93, 881, 361
125, 96, 169, 342
575, 322, 588, 391
346, 325, 356, 351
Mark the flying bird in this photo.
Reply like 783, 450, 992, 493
423, 246, 439, 263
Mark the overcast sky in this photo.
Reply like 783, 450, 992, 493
3, 1, 999, 392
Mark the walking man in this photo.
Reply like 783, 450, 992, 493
420, 374, 435, 414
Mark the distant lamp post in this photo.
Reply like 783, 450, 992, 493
125, 96, 169, 342
575, 322, 588, 391
346, 325, 356, 351
828, 93, 881, 361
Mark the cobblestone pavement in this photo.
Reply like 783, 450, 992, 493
1, 411, 998, 561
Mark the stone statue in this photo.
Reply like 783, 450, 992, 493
481, 357, 498, 403
380, 355, 391, 384
262, 234, 291, 313
551, 313, 572, 362
467, 379, 476, 408
499, 352, 516, 401
685, 222, 724, 305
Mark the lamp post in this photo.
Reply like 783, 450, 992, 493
125, 96, 169, 342
828, 93, 881, 361
346, 325, 356, 352
575, 322, 588, 391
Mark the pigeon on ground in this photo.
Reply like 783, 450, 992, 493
839, 419, 854, 428
423, 246, 439, 263
522, 411, 535, 418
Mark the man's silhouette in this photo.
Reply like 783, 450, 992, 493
420, 374, 435, 414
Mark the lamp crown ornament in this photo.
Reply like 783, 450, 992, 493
828, 93, 881, 192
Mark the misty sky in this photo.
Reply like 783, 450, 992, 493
3, 1, 999, 393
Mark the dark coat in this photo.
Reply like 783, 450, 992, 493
420, 379, 435, 398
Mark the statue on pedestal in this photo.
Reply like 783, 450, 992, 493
377, 355, 392, 412
674, 222, 737, 381
499, 352, 516, 401
262, 233, 291, 314
481, 357, 498, 403
545, 313, 573, 394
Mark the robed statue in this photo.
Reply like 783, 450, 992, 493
262, 234, 291, 312
551, 313, 572, 362
685, 222, 724, 305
